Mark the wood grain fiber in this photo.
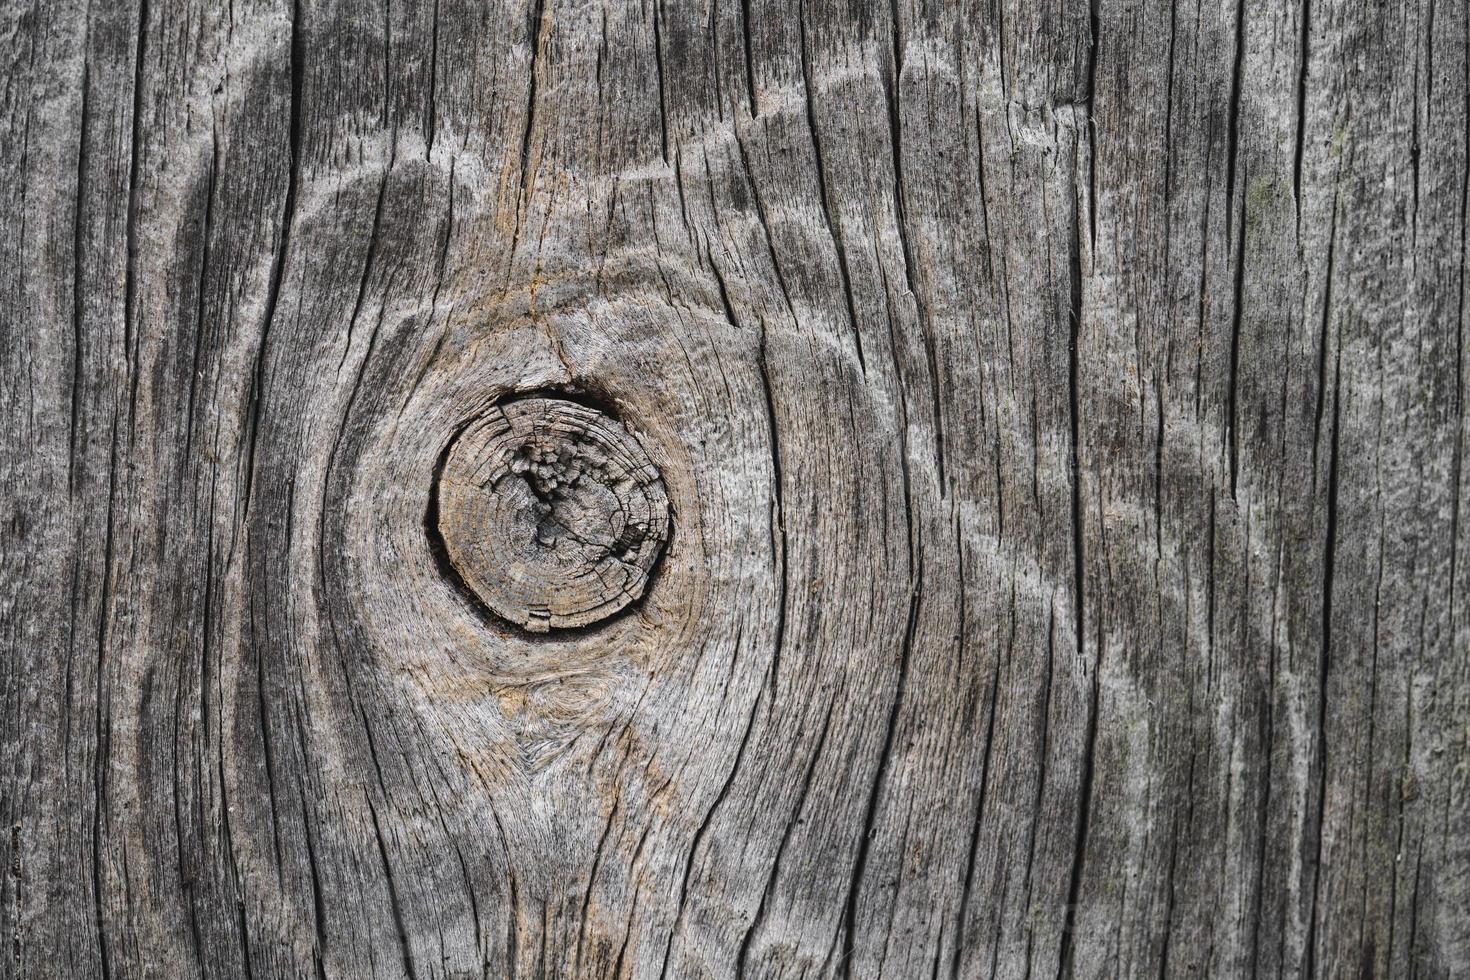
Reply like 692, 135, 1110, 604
2, 0, 1467, 976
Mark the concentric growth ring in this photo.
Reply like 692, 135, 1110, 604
434, 396, 671, 632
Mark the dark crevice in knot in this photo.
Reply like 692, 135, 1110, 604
511, 443, 589, 547
609, 519, 648, 559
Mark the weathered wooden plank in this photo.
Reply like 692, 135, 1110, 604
2, 0, 1466, 977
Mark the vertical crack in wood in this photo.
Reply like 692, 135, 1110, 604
842, 557, 923, 979
242, 0, 305, 516
738, 0, 757, 116
1223, 0, 1248, 501
796, 0, 866, 376
756, 339, 788, 696
1293, 0, 1312, 227
1304, 325, 1343, 980
1057, 139, 1096, 980
68, 59, 89, 494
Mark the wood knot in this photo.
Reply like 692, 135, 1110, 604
433, 396, 671, 632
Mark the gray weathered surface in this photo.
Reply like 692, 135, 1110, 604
2, 0, 1466, 976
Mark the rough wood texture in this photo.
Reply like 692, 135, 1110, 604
1, 0, 1466, 976
435, 395, 671, 632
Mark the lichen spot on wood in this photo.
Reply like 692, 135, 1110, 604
433, 396, 671, 633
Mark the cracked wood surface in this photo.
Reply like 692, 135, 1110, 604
434, 396, 672, 633
2, 0, 1468, 977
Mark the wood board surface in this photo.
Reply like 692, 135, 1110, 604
2, 0, 1467, 975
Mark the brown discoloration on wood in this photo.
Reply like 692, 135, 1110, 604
1, 0, 1466, 976
435, 395, 671, 632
